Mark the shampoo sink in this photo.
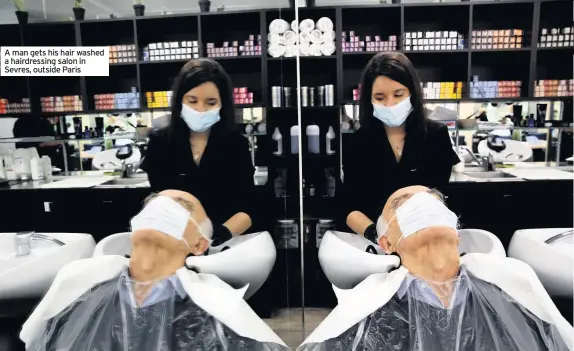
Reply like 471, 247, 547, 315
508, 228, 573, 297
93, 231, 277, 299
0, 233, 96, 300
319, 229, 505, 289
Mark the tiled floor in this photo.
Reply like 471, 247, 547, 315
263, 308, 331, 349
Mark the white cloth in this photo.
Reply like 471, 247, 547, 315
300, 253, 573, 349
20, 255, 286, 348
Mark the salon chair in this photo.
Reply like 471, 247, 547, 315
508, 228, 573, 297
318, 229, 505, 290
93, 231, 276, 299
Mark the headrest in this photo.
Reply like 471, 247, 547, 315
319, 229, 505, 290
93, 231, 276, 299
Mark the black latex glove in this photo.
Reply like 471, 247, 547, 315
363, 223, 378, 244
211, 223, 233, 247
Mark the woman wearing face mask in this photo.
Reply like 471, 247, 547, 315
343, 52, 460, 244
140, 59, 256, 246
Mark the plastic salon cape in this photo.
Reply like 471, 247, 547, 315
20, 255, 290, 351
298, 253, 573, 351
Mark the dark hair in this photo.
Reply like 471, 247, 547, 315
358, 52, 426, 135
168, 58, 236, 139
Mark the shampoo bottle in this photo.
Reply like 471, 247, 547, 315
290, 125, 299, 155
306, 124, 320, 154
326, 126, 336, 155
272, 127, 283, 155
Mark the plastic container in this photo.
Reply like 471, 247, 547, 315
42, 156, 53, 180
306, 124, 320, 154
3, 152, 17, 180
326, 126, 336, 154
31, 157, 45, 181
272, 127, 283, 155
13, 149, 31, 180
290, 125, 300, 155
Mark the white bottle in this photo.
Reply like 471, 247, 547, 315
272, 127, 283, 155
290, 125, 300, 155
326, 126, 336, 155
42, 156, 53, 180
31, 157, 45, 181
13, 149, 31, 180
4, 151, 17, 181
306, 124, 320, 154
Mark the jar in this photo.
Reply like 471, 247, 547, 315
274, 219, 299, 249
316, 219, 335, 248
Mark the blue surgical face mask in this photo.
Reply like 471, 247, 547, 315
372, 96, 413, 127
181, 104, 221, 132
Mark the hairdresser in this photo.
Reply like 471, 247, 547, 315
140, 59, 256, 246
343, 52, 460, 244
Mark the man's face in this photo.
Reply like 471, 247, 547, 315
378, 186, 458, 254
132, 190, 210, 255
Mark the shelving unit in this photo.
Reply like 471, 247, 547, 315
0, 0, 570, 118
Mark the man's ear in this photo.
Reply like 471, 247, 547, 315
191, 237, 210, 256
378, 235, 393, 254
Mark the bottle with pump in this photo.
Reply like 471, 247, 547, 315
306, 124, 320, 154
290, 125, 299, 155
272, 127, 283, 155
326, 126, 336, 155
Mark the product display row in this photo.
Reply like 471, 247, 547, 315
271, 125, 336, 156
342, 32, 398, 53
271, 85, 335, 107
539, 26, 574, 48
94, 90, 140, 110
471, 29, 525, 50
109, 44, 138, 64
142, 41, 200, 62
206, 35, 262, 58
470, 78, 522, 99
403, 31, 465, 51
534, 80, 574, 97
40, 96, 83, 113
0, 98, 31, 114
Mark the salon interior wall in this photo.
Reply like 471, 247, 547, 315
0, 0, 524, 24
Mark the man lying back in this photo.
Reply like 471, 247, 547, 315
298, 185, 573, 351
20, 190, 289, 351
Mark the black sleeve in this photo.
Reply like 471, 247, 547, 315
425, 124, 460, 190
339, 133, 371, 228
226, 134, 257, 226
140, 130, 171, 192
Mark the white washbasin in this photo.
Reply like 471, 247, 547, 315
0, 233, 96, 300
508, 228, 574, 297
319, 229, 505, 289
93, 231, 277, 299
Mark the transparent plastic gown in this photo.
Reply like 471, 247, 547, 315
25, 270, 290, 351
298, 268, 570, 351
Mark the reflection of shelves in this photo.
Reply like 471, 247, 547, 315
269, 106, 339, 111
471, 48, 531, 52
268, 56, 337, 61
0, 133, 139, 144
